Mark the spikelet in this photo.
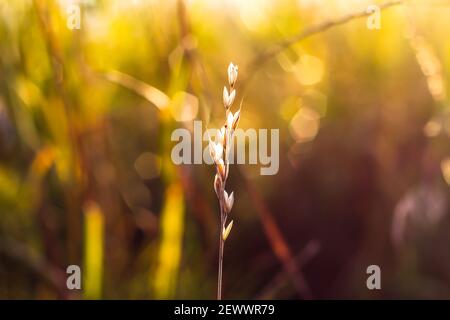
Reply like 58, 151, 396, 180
211, 62, 241, 243
222, 220, 234, 241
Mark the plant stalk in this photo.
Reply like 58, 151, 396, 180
217, 197, 225, 300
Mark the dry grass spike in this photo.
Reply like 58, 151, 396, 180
209, 62, 241, 300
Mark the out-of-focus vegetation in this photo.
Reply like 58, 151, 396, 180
0, 0, 450, 299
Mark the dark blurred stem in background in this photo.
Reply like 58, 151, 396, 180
33, 0, 83, 264
239, 168, 313, 299
257, 240, 320, 299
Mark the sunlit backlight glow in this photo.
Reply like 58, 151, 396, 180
289, 106, 321, 143
169, 91, 199, 122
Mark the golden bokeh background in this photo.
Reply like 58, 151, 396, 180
0, 0, 449, 299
